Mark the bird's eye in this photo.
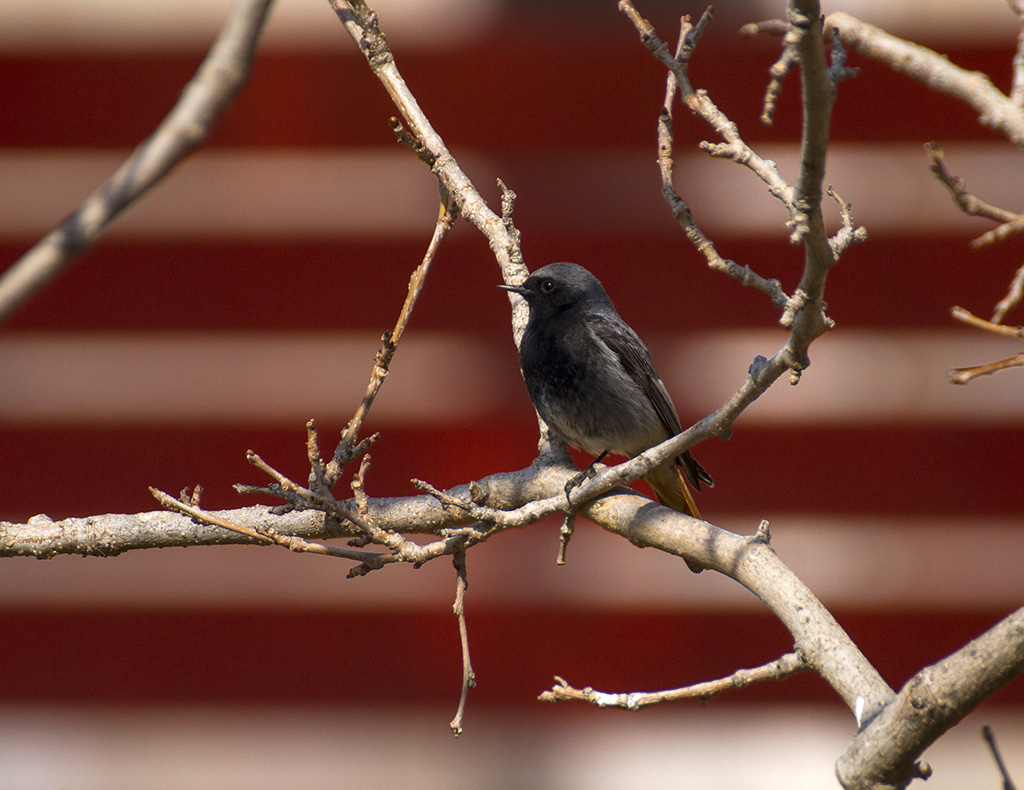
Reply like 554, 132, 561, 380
539, 279, 556, 294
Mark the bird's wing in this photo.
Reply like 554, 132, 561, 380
591, 312, 714, 491
589, 312, 682, 437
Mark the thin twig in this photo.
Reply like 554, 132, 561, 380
1008, 0, 1024, 109
539, 652, 808, 709
761, 23, 798, 125
827, 185, 869, 261
948, 352, 1024, 385
325, 0, 526, 294
974, 216, 1024, 248
150, 487, 384, 564
555, 512, 576, 566
925, 143, 1023, 242
449, 550, 475, 736
642, 5, 791, 309
993, 263, 1024, 323
0, 0, 275, 324
340, 193, 458, 451
951, 306, 1024, 337
983, 724, 1019, 790
232, 451, 510, 577
621, 1, 798, 215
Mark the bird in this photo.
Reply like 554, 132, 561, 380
499, 262, 712, 518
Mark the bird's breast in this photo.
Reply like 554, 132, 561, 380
518, 320, 667, 457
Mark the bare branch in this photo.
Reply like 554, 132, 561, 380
0, 0, 275, 323
837, 607, 1024, 790
583, 496, 895, 722
761, 28, 798, 125
149, 487, 385, 565
974, 216, 1024, 248
983, 724, 1018, 790
925, 143, 1022, 231
619, 1, 800, 218
925, 143, 1024, 256
448, 550, 475, 736
993, 263, 1024, 323
622, 0, 847, 386
650, 10, 790, 309
540, 652, 808, 710
828, 186, 870, 261
825, 11, 1024, 146
1, 464, 895, 725
947, 352, 1024, 384
950, 306, 1024, 337
555, 512, 576, 566
1008, 0, 1024, 109
324, 0, 528, 308
922, 146, 1024, 384
340, 194, 458, 452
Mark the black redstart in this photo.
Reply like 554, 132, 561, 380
499, 262, 713, 518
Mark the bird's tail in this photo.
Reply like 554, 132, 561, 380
646, 461, 702, 519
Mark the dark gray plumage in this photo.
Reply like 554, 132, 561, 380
500, 262, 712, 516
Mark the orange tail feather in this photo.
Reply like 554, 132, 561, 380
645, 462, 701, 519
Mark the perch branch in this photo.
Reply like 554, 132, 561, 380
1, 468, 894, 727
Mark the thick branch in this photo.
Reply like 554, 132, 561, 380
786, 0, 838, 361
0, 459, 577, 558
836, 607, 1024, 790
581, 495, 895, 722
0, 468, 896, 726
826, 11, 1024, 146
0, 0, 275, 323
325, 0, 528, 329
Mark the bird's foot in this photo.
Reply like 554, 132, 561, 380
563, 465, 598, 510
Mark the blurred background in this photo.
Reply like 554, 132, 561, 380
1, 0, 1022, 787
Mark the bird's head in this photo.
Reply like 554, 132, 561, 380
498, 262, 611, 318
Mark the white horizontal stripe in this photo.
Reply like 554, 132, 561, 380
0, 0, 499, 52
1, 517, 1021, 611
1, 704, 1017, 790
0, 331, 518, 424
0, 330, 1020, 425
0, 143, 1018, 239
659, 329, 1024, 426
0, 0, 1012, 51
820, 0, 1019, 44
681, 141, 1024, 238
0, 149, 446, 240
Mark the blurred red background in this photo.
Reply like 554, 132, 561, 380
1, 1, 1022, 786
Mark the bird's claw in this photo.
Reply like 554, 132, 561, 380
563, 464, 597, 509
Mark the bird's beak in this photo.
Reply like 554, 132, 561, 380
497, 283, 528, 296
